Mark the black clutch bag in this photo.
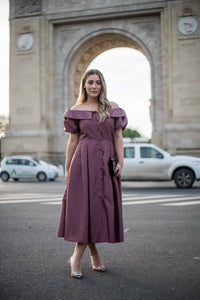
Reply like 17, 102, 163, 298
109, 156, 118, 176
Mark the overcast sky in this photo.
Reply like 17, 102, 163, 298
0, 1, 152, 138
88, 49, 151, 137
0, 1, 9, 116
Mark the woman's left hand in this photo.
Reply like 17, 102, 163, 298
115, 163, 122, 177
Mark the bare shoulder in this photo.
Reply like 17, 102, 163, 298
70, 104, 83, 111
110, 101, 119, 109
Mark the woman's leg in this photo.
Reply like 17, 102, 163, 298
70, 242, 87, 272
87, 243, 104, 267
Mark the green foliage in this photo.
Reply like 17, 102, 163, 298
122, 127, 141, 138
0, 115, 8, 138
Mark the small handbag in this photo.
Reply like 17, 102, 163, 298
109, 156, 118, 176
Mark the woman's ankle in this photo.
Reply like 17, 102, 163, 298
71, 254, 81, 263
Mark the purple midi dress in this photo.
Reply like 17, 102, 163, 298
57, 108, 128, 243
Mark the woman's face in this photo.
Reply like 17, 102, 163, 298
84, 74, 102, 99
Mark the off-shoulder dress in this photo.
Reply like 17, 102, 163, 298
57, 108, 128, 243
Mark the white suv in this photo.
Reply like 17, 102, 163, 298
0, 156, 59, 182
122, 143, 200, 188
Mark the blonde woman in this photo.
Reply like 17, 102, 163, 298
57, 69, 128, 279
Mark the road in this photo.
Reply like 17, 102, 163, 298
0, 179, 200, 300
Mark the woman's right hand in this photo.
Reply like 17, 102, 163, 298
115, 163, 122, 177
65, 170, 69, 185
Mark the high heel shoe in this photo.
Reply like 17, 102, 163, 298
90, 256, 106, 272
92, 264, 106, 272
68, 257, 83, 279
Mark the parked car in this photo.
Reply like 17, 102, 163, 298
0, 156, 59, 182
122, 143, 200, 188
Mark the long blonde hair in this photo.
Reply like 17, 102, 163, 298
76, 69, 111, 122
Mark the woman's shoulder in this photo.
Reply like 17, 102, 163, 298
70, 102, 119, 110
110, 101, 119, 109
64, 104, 87, 115
64, 105, 93, 120
70, 104, 84, 111
109, 102, 127, 118
109, 103, 128, 129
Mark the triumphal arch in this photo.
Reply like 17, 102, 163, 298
3, 0, 200, 162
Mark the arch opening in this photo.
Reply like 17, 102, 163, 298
87, 47, 152, 138
63, 30, 155, 141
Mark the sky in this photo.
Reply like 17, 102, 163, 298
88, 49, 151, 137
0, 0, 9, 116
0, 1, 152, 138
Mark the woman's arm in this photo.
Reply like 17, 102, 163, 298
113, 128, 124, 177
65, 132, 79, 184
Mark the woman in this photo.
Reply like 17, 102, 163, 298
57, 69, 128, 279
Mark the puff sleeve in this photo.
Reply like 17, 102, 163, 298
63, 110, 80, 133
110, 108, 128, 130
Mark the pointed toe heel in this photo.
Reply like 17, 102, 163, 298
92, 264, 106, 272
71, 271, 83, 279
68, 257, 83, 279
90, 255, 106, 272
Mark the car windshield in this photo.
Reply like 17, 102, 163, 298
39, 160, 48, 165
33, 158, 41, 164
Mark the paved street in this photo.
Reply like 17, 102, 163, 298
0, 179, 200, 300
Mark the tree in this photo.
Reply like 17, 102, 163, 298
0, 115, 8, 138
122, 127, 141, 138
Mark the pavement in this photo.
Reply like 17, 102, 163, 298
0, 178, 200, 300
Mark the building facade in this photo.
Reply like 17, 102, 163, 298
3, 0, 200, 162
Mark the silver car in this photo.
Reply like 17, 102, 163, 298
0, 156, 59, 182
122, 143, 200, 188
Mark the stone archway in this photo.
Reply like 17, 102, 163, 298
4, 1, 200, 162
61, 29, 161, 144
65, 30, 152, 105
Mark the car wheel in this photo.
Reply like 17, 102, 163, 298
174, 168, 195, 188
37, 172, 47, 182
1, 172, 10, 182
13, 178, 19, 181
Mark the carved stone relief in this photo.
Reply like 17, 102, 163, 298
15, 0, 41, 15
178, 16, 198, 36
17, 33, 34, 51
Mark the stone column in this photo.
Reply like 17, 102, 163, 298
162, 0, 200, 155
2, 0, 56, 161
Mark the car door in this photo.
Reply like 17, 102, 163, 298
137, 146, 170, 180
5, 158, 20, 178
122, 146, 138, 180
18, 159, 37, 178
